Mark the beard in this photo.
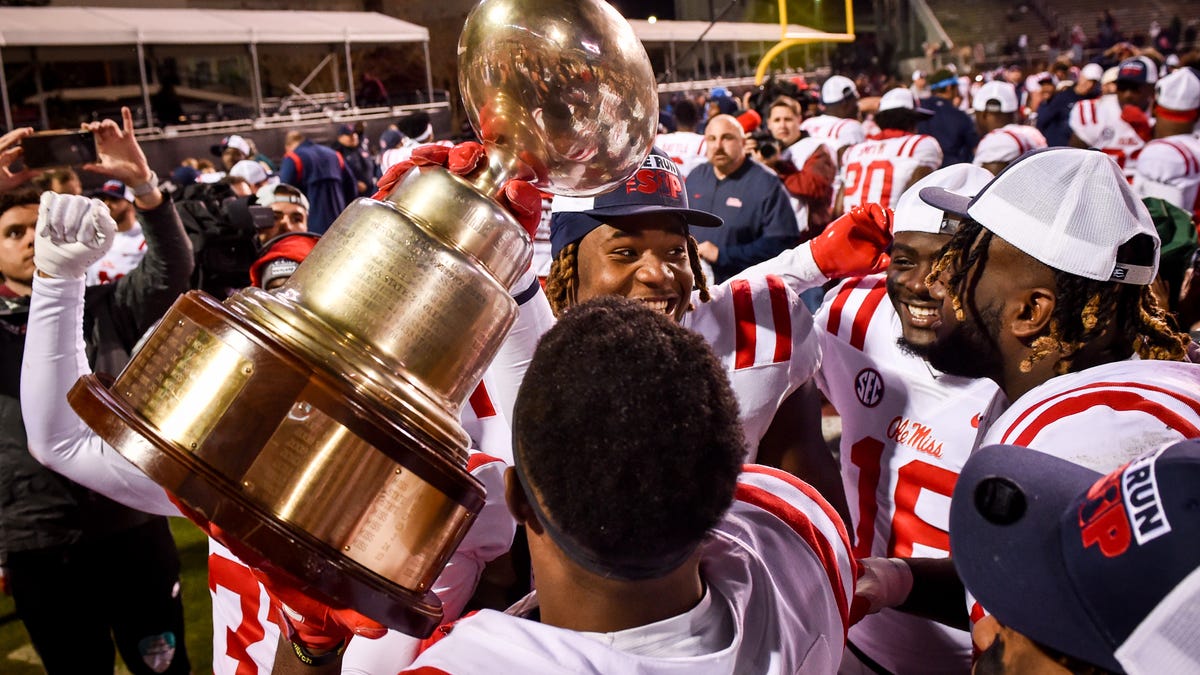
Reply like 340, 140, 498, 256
901, 304, 1005, 380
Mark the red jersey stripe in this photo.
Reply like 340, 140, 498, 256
731, 279, 757, 369
466, 452, 503, 473
1010, 391, 1200, 446
1159, 139, 1200, 174
1000, 381, 1200, 443
744, 465, 854, 558
766, 275, 792, 364
849, 280, 888, 350
468, 381, 497, 419
207, 554, 267, 675
999, 130, 1027, 154
825, 277, 865, 337
907, 136, 924, 158
734, 482, 851, 635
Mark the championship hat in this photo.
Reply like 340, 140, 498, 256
951, 440, 1200, 675
878, 88, 934, 116
1153, 68, 1200, 123
920, 147, 1159, 285
1115, 56, 1159, 85
894, 165, 994, 235
549, 148, 721, 257
91, 179, 134, 203
972, 80, 1020, 113
821, 75, 859, 104
250, 232, 320, 289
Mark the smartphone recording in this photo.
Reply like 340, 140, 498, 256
21, 130, 98, 169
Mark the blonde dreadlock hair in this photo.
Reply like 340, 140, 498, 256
544, 235, 712, 318
928, 219, 1190, 375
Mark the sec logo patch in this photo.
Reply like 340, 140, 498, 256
855, 368, 884, 407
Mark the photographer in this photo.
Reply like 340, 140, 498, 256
3, 106, 194, 674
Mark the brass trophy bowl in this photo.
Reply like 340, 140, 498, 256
67, 0, 656, 638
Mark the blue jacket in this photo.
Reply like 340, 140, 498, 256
1036, 86, 1098, 147
688, 160, 800, 283
918, 96, 979, 167
279, 140, 358, 235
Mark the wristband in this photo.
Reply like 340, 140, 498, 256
288, 637, 346, 667
280, 610, 347, 667
131, 171, 158, 198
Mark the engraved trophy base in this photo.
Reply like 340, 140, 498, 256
67, 291, 485, 636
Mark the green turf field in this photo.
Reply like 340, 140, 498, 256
0, 518, 213, 674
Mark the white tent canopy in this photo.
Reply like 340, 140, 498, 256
0, 7, 433, 131
0, 7, 429, 47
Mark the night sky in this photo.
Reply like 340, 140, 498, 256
610, 0, 677, 20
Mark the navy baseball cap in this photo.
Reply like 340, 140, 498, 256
91, 179, 133, 203
549, 148, 721, 257
951, 440, 1200, 675
1115, 56, 1159, 85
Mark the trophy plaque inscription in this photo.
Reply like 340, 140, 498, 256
66, 0, 657, 637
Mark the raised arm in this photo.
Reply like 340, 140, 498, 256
21, 194, 179, 516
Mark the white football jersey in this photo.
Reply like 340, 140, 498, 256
86, 223, 146, 286
966, 358, 1200, 628
813, 276, 998, 674
461, 376, 514, 464
838, 134, 943, 211
656, 131, 707, 177
682, 274, 821, 458
976, 359, 1200, 470
973, 124, 1048, 168
1068, 95, 1147, 179
403, 466, 854, 674
1133, 133, 1200, 217
800, 115, 866, 167
20, 275, 517, 675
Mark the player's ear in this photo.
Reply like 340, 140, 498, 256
504, 467, 544, 535
1009, 285, 1056, 339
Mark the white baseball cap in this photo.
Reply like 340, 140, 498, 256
1154, 68, 1200, 118
972, 80, 1020, 113
229, 159, 269, 185
920, 148, 1159, 285
1101, 67, 1120, 86
821, 75, 859, 104
256, 183, 310, 212
895, 164, 995, 235
1080, 63, 1105, 82
878, 88, 934, 116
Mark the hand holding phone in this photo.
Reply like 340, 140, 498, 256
20, 130, 98, 169
0, 127, 40, 192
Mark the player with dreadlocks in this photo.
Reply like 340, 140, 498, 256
863, 147, 1200, 644
544, 147, 892, 472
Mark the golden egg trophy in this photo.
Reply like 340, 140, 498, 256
66, 0, 656, 637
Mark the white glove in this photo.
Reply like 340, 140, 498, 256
853, 557, 914, 617
35, 192, 117, 279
